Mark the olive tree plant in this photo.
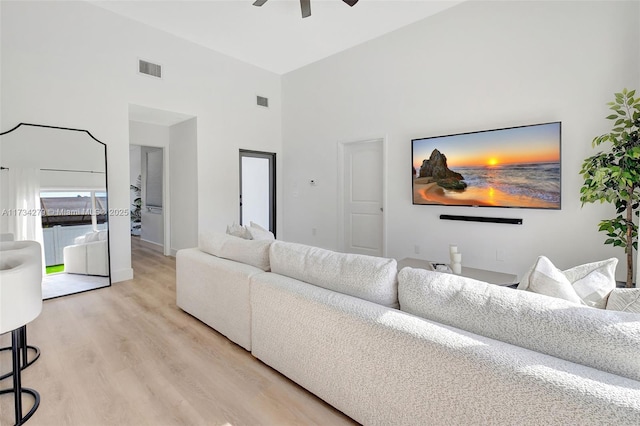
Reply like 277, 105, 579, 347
580, 89, 640, 288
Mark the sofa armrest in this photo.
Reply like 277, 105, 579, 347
176, 248, 265, 351
63, 243, 88, 275
63, 240, 108, 276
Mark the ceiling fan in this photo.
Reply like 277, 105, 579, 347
252, 0, 359, 19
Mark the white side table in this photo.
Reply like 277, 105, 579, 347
398, 257, 518, 286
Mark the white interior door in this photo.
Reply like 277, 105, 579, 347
342, 139, 384, 256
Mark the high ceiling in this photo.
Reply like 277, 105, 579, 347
91, 0, 463, 75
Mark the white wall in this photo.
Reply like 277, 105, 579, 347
169, 118, 198, 253
282, 1, 640, 282
1, 1, 282, 282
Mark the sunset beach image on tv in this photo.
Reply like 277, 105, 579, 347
412, 122, 561, 209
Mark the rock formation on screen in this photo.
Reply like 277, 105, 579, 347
418, 149, 467, 190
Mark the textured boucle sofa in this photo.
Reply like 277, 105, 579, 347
176, 232, 640, 425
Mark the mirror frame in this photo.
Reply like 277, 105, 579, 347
0, 122, 111, 293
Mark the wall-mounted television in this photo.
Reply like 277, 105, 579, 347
412, 122, 561, 209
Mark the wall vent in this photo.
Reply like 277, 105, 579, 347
256, 95, 269, 108
139, 59, 162, 78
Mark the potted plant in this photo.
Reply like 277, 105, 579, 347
130, 174, 142, 236
580, 88, 640, 288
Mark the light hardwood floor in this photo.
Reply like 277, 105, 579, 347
0, 238, 357, 426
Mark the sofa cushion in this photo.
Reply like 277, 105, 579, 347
269, 241, 398, 308
398, 267, 640, 381
607, 288, 640, 313
199, 231, 272, 271
518, 256, 617, 309
251, 271, 640, 425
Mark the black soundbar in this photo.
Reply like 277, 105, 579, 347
439, 215, 523, 225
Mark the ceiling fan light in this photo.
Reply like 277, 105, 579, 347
343, 0, 359, 6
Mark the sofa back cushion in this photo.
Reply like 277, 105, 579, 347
199, 231, 272, 271
398, 267, 640, 381
269, 241, 398, 308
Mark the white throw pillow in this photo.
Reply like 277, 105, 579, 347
518, 256, 617, 309
247, 221, 275, 241
606, 288, 640, 313
199, 231, 272, 271
84, 231, 101, 243
226, 223, 251, 239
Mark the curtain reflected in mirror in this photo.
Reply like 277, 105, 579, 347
0, 123, 110, 299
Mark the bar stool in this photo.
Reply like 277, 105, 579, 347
0, 240, 43, 425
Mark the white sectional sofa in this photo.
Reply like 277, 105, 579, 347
63, 230, 109, 276
176, 232, 640, 425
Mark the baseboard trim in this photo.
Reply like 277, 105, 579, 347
111, 268, 134, 283
139, 238, 164, 253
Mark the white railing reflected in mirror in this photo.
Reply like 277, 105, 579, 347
0, 123, 110, 299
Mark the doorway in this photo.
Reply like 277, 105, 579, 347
130, 145, 165, 252
128, 105, 198, 259
239, 150, 276, 235
338, 138, 385, 257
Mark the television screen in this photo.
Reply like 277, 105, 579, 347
412, 122, 561, 209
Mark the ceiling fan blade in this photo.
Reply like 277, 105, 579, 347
300, 0, 311, 18
253, 0, 268, 6
342, 0, 358, 6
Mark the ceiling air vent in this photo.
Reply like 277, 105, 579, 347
139, 59, 162, 78
256, 95, 269, 108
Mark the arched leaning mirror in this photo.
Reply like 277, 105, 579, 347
0, 123, 110, 299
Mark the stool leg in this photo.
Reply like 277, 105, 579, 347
0, 325, 41, 381
20, 327, 28, 368
12, 328, 23, 425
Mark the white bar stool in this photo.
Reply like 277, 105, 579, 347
0, 241, 43, 425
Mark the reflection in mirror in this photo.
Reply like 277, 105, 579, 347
0, 123, 110, 299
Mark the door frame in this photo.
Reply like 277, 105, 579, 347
337, 137, 387, 256
239, 149, 276, 236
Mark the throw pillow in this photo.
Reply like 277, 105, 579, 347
562, 258, 618, 309
226, 223, 251, 239
606, 288, 640, 313
84, 231, 101, 243
518, 256, 617, 309
199, 231, 272, 271
247, 221, 275, 241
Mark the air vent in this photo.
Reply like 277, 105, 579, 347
256, 95, 269, 108
139, 59, 162, 78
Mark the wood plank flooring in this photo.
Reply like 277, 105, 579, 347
0, 238, 356, 426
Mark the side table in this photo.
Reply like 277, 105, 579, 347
398, 257, 518, 286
